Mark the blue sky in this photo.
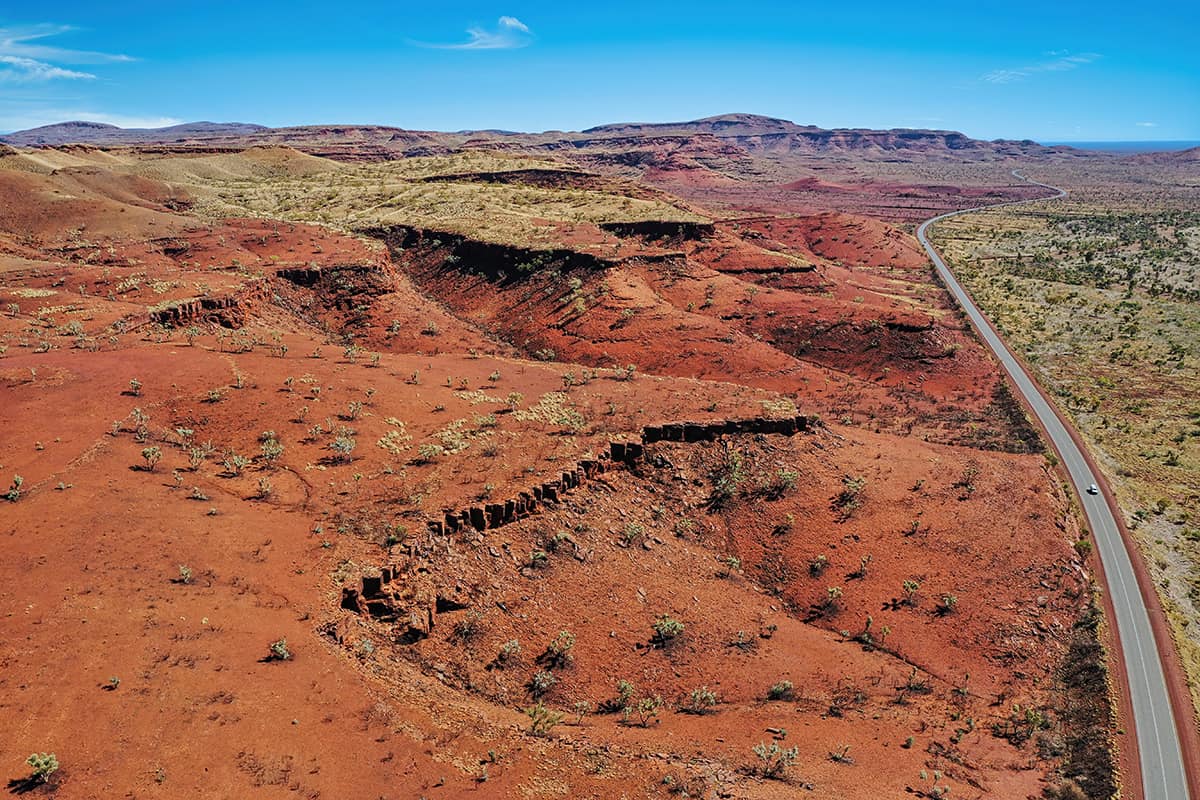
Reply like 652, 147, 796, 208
2, 1, 1197, 140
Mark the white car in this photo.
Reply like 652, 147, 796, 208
1086, 484, 1099, 495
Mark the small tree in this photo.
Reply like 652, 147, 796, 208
902, 579, 921, 607
129, 378, 142, 396
5, 475, 22, 502
613, 679, 636, 712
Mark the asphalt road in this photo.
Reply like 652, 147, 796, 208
916, 174, 1190, 800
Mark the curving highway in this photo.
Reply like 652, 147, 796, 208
916, 173, 1191, 800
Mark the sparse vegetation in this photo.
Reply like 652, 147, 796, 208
683, 686, 718, 714
525, 702, 563, 736
652, 614, 684, 644
544, 630, 575, 667
767, 680, 794, 701
529, 670, 556, 697
752, 740, 798, 779
832, 475, 866, 520
25, 752, 59, 784
267, 638, 293, 661
142, 445, 162, 471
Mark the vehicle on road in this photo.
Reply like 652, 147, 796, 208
1087, 484, 1099, 495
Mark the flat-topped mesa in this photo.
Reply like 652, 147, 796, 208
424, 413, 814, 537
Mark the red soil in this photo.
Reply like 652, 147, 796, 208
0, 158, 1110, 798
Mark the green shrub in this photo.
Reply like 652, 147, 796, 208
496, 639, 521, 665
832, 475, 866, 520
525, 702, 562, 736
625, 694, 662, 727
685, 686, 718, 714
529, 670, 555, 697
141, 446, 162, 471
752, 741, 798, 779
545, 630, 575, 667
26, 753, 58, 783
652, 614, 684, 644
330, 435, 356, 463
268, 638, 293, 661
767, 680, 794, 701
260, 436, 284, 465
760, 468, 799, 500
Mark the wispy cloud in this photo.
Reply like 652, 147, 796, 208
982, 52, 1101, 84
0, 55, 94, 81
0, 23, 133, 82
414, 16, 533, 50
1135, 121, 1157, 128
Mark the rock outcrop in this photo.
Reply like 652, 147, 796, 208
424, 414, 812, 537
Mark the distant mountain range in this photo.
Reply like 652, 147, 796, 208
2, 120, 269, 146
3, 113, 1192, 164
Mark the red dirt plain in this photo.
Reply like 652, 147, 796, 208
0, 143, 1115, 799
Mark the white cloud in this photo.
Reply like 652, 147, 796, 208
1135, 121, 1157, 128
497, 16, 529, 34
982, 52, 1101, 84
416, 16, 534, 50
0, 23, 132, 83
0, 55, 95, 81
